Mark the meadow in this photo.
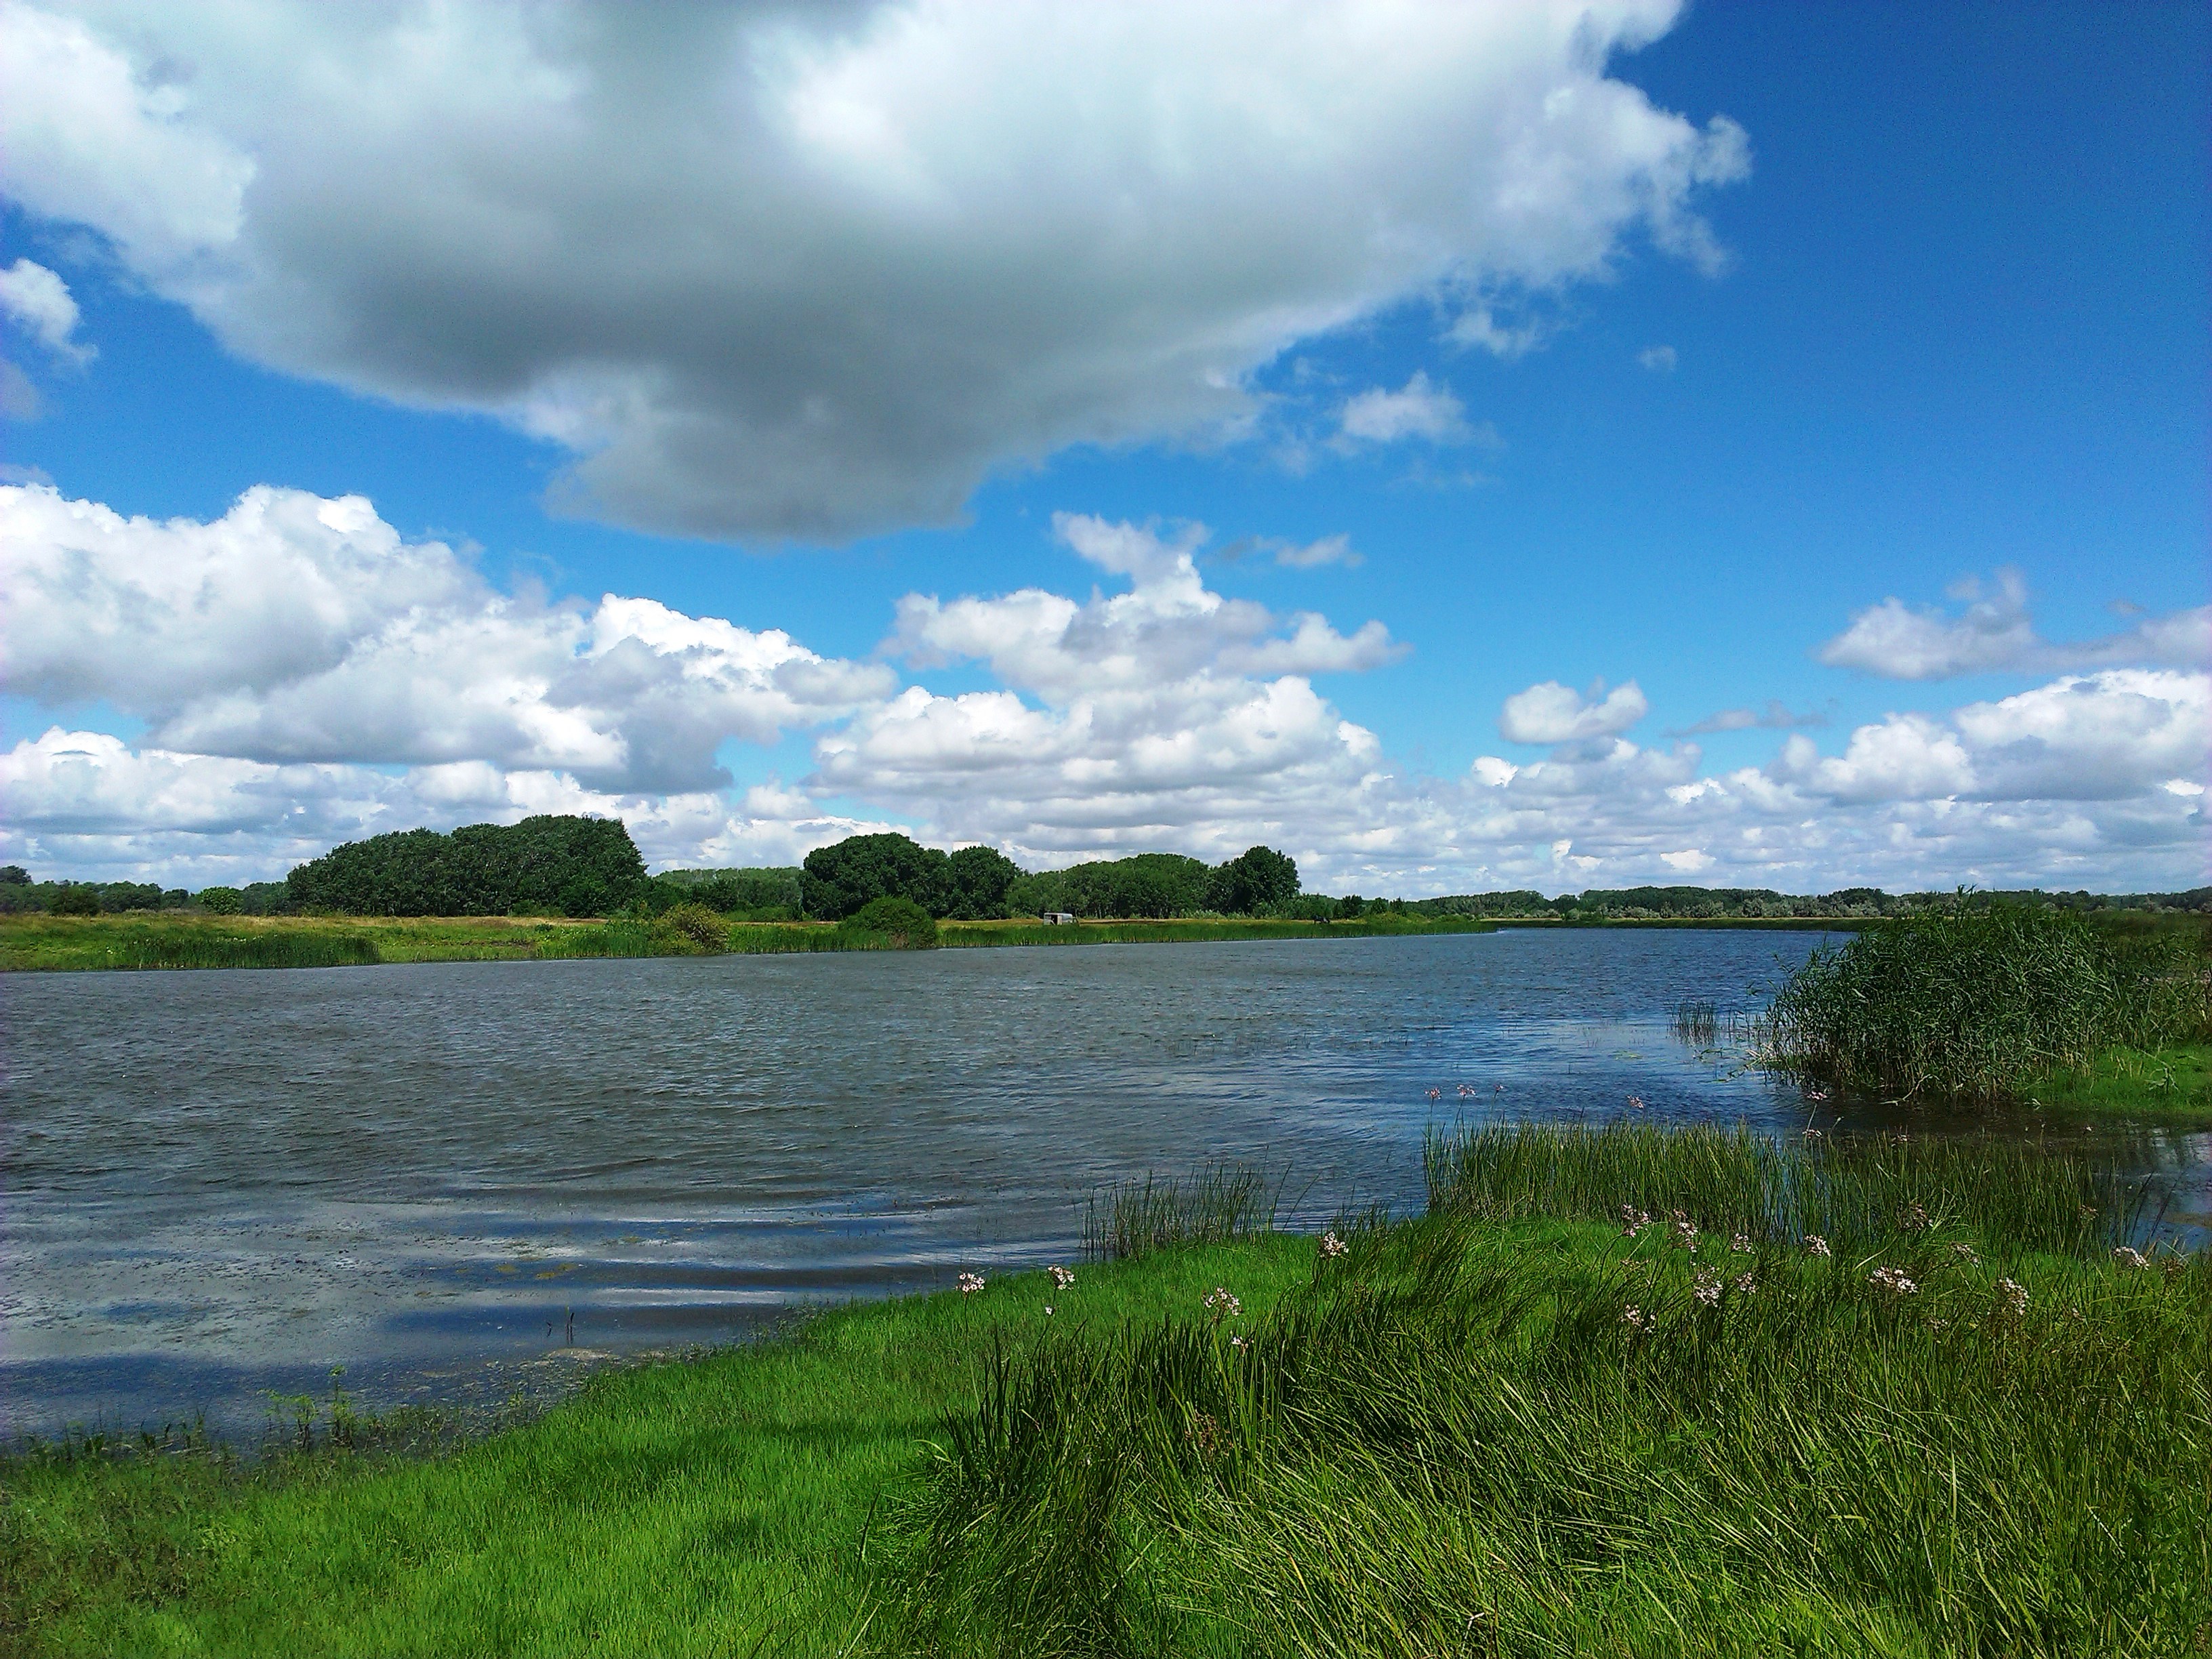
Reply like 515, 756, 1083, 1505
6, 1126, 2205, 1656
0, 909, 1494, 973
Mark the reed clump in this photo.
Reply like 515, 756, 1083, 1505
1763, 901, 2209, 1101
893, 1128, 2209, 1656
1084, 1166, 1283, 1263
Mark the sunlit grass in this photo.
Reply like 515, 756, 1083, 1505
0, 910, 1494, 972
9, 1130, 2206, 1656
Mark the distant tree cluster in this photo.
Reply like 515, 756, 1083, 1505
1410, 885, 2212, 922
284, 816, 648, 917
0, 867, 192, 916
800, 836, 1302, 920
14, 830, 2209, 928
646, 867, 804, 920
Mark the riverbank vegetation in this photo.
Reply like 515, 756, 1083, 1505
1762, 900, 2211, 1120
0, 907, 1494, 972
6, 1125, 2205, 1655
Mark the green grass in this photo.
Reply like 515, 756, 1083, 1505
2019, 1042, 2212, 1122
0, 911, 1492, 973
1, 1240, 1319, 1656
8, 1132, 2206, 1656
897, 1129, 2211, 1657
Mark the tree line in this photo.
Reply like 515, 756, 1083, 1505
6, 833, 2208, 922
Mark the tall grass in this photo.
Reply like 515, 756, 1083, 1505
1423, 1119, 2157, 1256
99, 928, 380, 970
893, 1132, 2211, 1656
1083, 1166, 1284, 1263
1763, 901, 2209, 1101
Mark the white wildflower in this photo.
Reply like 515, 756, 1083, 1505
1204, 1286, 1242, 1322
1692, 1267, 1722, 1308
1804, 1235, 1832, 1258
1868, 1266, 1918, 1296
956, 1271, 985, 1296
1049, 1264, 1077, 1290
1995, 1277, 2029, 1317
1319, 1231, 1350, 1259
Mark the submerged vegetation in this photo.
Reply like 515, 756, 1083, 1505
1762, 900, 2211, 1112
7, 1127, 2205, 1656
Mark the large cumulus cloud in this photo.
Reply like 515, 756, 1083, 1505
0, 0, 1747, 541
3, 483, 2204, 895
0, 483, 893, 792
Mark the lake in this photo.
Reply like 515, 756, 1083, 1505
0, 925, 2166, 1441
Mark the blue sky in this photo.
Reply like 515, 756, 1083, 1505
1, 1, 2205, 894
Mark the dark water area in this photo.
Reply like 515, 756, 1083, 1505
5, 929, 2205, 1441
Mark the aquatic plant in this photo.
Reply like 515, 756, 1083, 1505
1761, 899, 2209, 1101
1083, 1165, 1282, 1263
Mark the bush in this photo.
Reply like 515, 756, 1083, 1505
837, 895, 939, 948
654, 901, 729, 952
197, 886, 244, 915
50, 885, 101, 916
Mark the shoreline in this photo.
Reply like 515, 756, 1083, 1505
0, 909, 1901, 975
9, 1126, 2206, 1655
0, 910, 1498, 972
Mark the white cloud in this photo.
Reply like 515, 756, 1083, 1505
1269, 533, 1361, 570
0, 0, 1749, 541
5, 483, 2204, 898
840, 514, 1407, 857
1818, 567, 2211, 680
0, 483, 893, 792
1666, 699, 1826, 737
1498, 678, 1649, 744
1448, 306, 1549, 359
1636, 344, 1676, 372
1336, 372, 1471, 447
0, 258, 93, 363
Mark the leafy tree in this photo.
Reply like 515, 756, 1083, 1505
800, 834, 949, 920
0, 865, 27, 885
942, 845, 1021, 920
198, 886, 245, 915
1207, 846, 1299, 915
1337, 895, 1366, 920
838, 894, 940, 947
651, 867, 802, 917
285, 816, 647, 916
52, 884, 101, 916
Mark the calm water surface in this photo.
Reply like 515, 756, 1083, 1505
4, 929, 2198, 1439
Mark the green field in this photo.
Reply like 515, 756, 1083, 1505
7, 1127, 2206, 1656
0, 909, 1492, 973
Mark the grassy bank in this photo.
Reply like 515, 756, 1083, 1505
8, 1127, 2206, 1656
0, 910, 1492, 972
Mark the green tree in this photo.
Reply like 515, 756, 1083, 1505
52, 884, 101, 916
800, 834, 949, 920
942, 846, 1021, 920
285, 816, 647, 916
1207, 846, 1299, 915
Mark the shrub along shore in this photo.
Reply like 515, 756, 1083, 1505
5, 1125, 2206, 1656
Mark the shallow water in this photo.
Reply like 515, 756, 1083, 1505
3, 928, 2201, 1439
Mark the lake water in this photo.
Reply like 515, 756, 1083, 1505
3, 928, 2200, 1441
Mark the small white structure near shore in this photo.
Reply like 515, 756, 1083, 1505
1040, 912, 1077, 925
